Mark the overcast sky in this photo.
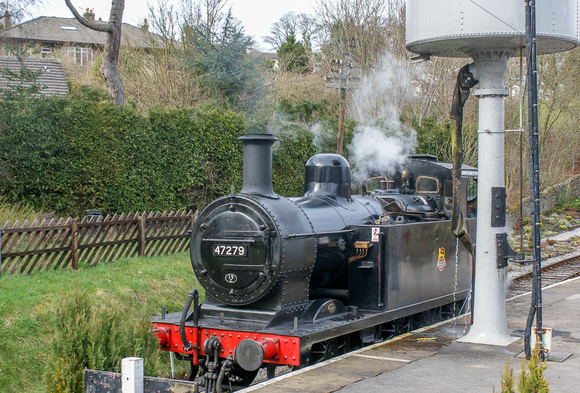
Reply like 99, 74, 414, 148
30, 0, 316, 50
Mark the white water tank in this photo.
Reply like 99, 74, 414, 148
406, 0, 579, 57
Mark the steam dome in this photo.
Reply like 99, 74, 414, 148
304, 154, 352, 200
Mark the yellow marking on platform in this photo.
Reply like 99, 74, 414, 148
353, 354, 411, 363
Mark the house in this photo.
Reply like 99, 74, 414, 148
248, 48, 278, 69
0, 10, 161, 66
0, 56, 69, 96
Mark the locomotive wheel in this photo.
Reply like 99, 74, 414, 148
309, 338, 346, 365
440, 301, 463, 320
414, 308, 439, 328
382, 317, 412, 340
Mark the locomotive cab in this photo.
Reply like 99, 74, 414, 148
364, 154, 478, 221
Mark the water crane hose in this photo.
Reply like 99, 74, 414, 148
450, 63, 477, 255
450, 64, 477, 323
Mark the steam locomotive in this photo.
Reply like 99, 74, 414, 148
152, 134, 477, 391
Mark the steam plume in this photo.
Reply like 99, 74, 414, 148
348, 54, 418, 182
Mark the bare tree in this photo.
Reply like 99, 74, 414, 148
264, 12, 314, 51
314, 0, 389, 69
147, 0, 180, 42
117, 0, 207, 109
179, 0, 229, 44
65, 0, 125, 105
1, 0, 40, 27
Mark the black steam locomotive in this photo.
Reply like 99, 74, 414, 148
152, 134, 477, 390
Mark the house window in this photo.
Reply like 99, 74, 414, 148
41, 47, 52, 57
68, 47, 93, 66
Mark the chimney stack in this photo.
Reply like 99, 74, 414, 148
83, 9, 95, 23
238, 134, 278, 198
2, 11, 12, 30
142, 18, 149, 31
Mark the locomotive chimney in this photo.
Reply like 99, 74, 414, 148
238, 134, 279, 197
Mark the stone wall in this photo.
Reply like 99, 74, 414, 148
516, 174, 580, 218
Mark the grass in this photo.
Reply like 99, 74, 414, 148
0, 195, 43, 226
0, 251, 202, 392
558, 197, 580, 211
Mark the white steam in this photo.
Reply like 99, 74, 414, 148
349, 123, 416, 181
310, 122, 335, 152
266, 111, 294, 153
347, 53, 418, 182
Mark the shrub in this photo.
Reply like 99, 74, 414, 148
494, 346, 549, 393
0, 86, 328, 215
517, 348, 549, 393
44, 290, 164, 393
0, 94, 126, 214
0, 195, 41, 224
0, 90, 247, 215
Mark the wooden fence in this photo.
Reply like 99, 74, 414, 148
0, 210, 197, 275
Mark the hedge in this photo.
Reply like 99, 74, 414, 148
0, 90, 313, 216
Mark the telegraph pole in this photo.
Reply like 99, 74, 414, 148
326, 53, 359, 156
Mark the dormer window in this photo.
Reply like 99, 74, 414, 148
61, 26, 77, 31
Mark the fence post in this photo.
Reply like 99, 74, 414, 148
137, 215, 146, 256
121, 357, 144, 393
71, 218, 78, 270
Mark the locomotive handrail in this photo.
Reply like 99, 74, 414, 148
201, 238, 256, 243
285, 228, 357, 239
222, 263, 266, 271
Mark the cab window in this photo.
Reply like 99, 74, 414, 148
416, 176, 440, 193
444, 181, 453, 211
466, 179, 477, 217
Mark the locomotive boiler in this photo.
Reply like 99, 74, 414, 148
152, 134, 477, 391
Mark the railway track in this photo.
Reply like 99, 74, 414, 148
508, 252, 580, 298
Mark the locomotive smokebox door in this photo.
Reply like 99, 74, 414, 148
348, 226, 385, 310
191, 196, 283, 305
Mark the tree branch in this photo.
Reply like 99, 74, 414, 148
64, 0, 113, 32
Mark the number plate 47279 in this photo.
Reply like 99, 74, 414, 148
212, 244, 248, 257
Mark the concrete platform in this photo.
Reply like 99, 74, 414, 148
241, 277, 580, 392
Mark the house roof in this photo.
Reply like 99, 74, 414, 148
0, 16, 162, 48
249, 49, 277, 60
0, 56, 69, 96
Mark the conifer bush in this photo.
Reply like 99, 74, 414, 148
44, 290, 165, 393
494, 346, 549, 393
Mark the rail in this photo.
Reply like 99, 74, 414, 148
508, 252, 580, 297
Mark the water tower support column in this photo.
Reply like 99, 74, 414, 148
460, 51, 516, 346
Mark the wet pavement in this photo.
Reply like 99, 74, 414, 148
241, 277, 580, 392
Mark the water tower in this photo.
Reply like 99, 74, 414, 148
406, 0, 579, 346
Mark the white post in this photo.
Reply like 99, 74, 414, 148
122, 357, 144, 393
459, 51, 516, 346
